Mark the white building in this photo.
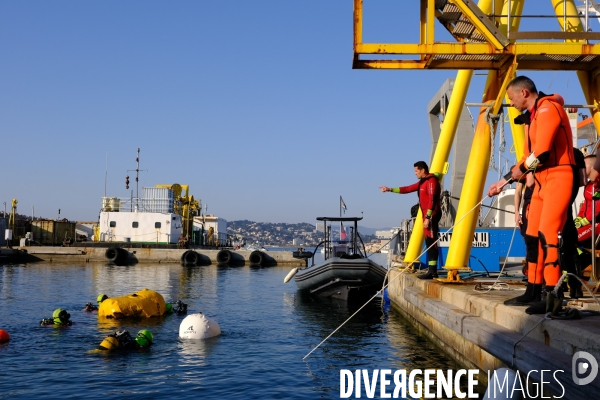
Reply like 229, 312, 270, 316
193, 215, 228, 245
99, 211, 183, 244
375, 228, 399, 239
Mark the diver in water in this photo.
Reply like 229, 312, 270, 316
40, 308, 73, 326
165, 300, 188, 315
98, 329, 153, 351
84, 293, 109, 312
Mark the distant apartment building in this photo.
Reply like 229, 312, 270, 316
375, 228, 399, 239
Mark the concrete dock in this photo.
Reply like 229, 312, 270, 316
387, 268, 600, 398
12, 246, 305, 266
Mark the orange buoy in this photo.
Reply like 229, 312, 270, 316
0, 329, 10, 343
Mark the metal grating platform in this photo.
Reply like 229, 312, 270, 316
437, 1, 489, 43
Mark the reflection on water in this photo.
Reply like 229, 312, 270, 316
178, 336, 220, 367
0, 261, 483, 398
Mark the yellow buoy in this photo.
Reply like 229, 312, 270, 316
98, 289, 166, 319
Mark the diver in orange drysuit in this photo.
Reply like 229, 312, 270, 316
488, 76, 575, 315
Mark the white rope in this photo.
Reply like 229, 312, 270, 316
440, 191, 453, 228
567, 273, 600, 306
511, 313, 552, 368
473, 185, 523, 293
486, 108, 505, 171
474, 281, 511, 291
498, 110, 506, 153
509, 273, 600, 369
488, 109, 496, 171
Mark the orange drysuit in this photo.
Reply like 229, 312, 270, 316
511, 93, 575, 286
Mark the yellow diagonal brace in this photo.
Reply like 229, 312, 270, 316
491, 61, 518, 115
450, 0, 509, 50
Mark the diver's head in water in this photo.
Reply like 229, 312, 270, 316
52, 308, 71, 325
135, 330, 153, 347
97, 294, 108, 305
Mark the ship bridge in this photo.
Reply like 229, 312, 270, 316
353, 0, 600, 281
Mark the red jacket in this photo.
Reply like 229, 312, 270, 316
399, 174, 441, 221
577, 180, 600, 222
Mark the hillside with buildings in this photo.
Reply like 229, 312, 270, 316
227, 220, 381, 248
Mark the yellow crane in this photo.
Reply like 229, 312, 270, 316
155, 184, 201, 240
8, 199, 17, 232
6, 199, 17, 246
353, 0, 600, 281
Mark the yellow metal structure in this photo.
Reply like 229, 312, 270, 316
355, 0, 600, 270
6, 199, 18, 246
155, 184, 201, 240
93, 225, 100, 242
354, 0, 600, 70
404, 69, 474, 263
8, 199, 17, 234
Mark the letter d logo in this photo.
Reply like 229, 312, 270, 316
572, 351, 598, 385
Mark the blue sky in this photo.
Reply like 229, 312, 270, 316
1, 1, 597, 228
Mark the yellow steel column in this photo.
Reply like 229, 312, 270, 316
578, 71, 600, 143
502, 0, 526, 159
444, 73, 501, 272
427, 0, 435, 44
506, 91, 526, 159
551, 0, 583, 34
444, 0, 524, 273
430, 71, 475, 174
420, 0, 426, 44
403, 0, 496, 265
403, 70, 473, 264
353, 0, 362, 48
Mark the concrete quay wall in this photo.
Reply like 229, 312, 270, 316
387, 269, 600, 399
16, 246, 305, 266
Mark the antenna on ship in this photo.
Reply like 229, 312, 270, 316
104, 151, 108, 198
136, 148, 140, 209
127, 148, 147, 212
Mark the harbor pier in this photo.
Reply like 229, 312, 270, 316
387, 269, 600, 398
14, 246, 304, 266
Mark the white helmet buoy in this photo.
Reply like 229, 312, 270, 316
179, 313, 221, 339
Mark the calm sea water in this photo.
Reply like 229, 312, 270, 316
0, 253, 482, 399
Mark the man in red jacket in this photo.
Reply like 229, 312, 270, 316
380, 161, 441, 279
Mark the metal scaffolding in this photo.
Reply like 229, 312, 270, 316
354, 0, 600, 281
